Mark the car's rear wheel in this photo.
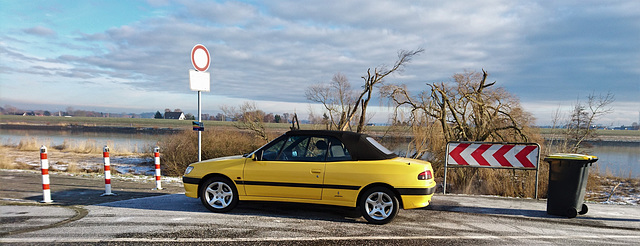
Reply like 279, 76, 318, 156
358, 186, 399, 224
200, 177, 238, 213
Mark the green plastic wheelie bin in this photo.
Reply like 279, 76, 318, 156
545, 154, 598, 218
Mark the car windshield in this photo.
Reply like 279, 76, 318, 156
366, 137, 394, 155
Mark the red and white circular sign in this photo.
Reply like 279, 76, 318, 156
191, 44, 210, 72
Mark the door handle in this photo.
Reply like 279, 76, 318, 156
311, 169, 322, 174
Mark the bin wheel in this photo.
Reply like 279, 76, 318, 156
578, 204, 588, 215
566, 207, 578, 218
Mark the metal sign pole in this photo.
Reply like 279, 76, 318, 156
190, 43, 210, 163
198, 90, 202, 162
535, 149, 540, 199
443, 143, 450, 194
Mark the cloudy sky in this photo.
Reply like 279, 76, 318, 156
1, 0, 638, 125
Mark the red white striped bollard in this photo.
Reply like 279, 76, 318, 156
101, 146, 116, 196
153, 147, 163, 190
40, 145, 53, 203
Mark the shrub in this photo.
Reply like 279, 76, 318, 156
159, 129, 266, 176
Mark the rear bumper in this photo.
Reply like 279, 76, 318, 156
397, 186, 436, 196
399, 186, 436, 209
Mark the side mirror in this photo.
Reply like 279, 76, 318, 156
250, 152, 261, 161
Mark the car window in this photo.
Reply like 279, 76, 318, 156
260, 137, 286, 161
304, 137, 328, 161
327, 137, 352, 161
276, 136, 328, 162
277, 136, 306, 161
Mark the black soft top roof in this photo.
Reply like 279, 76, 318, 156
283, 130, 398, 161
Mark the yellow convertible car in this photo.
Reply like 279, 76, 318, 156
183, 130, 436, 224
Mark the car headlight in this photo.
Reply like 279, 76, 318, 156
184, 166, 194, 175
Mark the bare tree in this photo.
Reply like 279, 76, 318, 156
383, 70, 537, 158
306, 48, 424, 133
221, 102, 269, 142
354, 49, 424, 132
305, 73, 355, 130
565, 92, 615, 153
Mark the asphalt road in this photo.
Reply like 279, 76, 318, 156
1, 170, 639, 245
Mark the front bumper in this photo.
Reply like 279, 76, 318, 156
183, 176, 201, 198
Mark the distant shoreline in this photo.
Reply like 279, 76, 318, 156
3, 122, 639, 145
0, 123, 183, 134
541, 134, 640, 145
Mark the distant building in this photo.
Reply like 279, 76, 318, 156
164, 112, 185, 120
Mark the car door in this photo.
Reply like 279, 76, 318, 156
243, 136, 327, 200
321, 137, 362, 204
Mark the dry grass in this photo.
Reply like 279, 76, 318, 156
0, 146, 36, 170
159, 129, 271, 176
0, 146, 15, 169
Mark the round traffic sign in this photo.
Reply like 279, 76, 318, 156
191, 44, 210, 72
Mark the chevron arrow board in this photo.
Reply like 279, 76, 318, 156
446, 142, 540, 169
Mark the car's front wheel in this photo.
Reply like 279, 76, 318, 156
358, 186, 399, 224
200, 177, 238, 213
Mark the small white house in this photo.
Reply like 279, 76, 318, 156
164, 112, 185, 120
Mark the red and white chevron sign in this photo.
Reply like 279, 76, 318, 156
446, 142, 540, 169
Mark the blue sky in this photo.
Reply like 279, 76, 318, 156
1, 0, 638, 125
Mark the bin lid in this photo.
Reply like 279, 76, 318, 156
545, 153, 598, 162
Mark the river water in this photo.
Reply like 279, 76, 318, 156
1, 129, 638, 178
0, 129, 163, 153
588, 144, 640, 178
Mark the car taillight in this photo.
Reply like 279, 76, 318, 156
418, 170, 432, 180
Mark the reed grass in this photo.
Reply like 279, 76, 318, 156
0, 146, 14, 169
16, 137, 49, 151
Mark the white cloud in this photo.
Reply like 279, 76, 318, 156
1, 0, 638, 124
